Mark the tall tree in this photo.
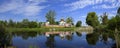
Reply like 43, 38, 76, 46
101, 12, 108, 25
66, 17, 73, 24
21, 19, 29, 28
107, 17, 117, 30
28, 21, 38, 28
45, 10, 56, 25
76, 21, 82, 27
8, 19, 15, 27
108, 7, 120, 30
86, 12, 99, 27
0, 20, 7, 27
0, 21, 5, 32
117, 7, 120, 16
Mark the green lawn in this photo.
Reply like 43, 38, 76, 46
6, 27, 75, 32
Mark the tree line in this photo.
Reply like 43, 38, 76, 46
1, 7, 120, 31
86, 7, 120, 31
0, 10, 82, 29
0, 19, 41, 28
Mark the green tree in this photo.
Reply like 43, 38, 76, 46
108, 16, 120, 30
55, 21, 59, 25
107, 17, 117, 30
101, 12, 108, 25
45, 10, 56, 25
0, 20, 7, 27
4, 20, 8, 27
8, 19, 15, 27
76, 21, 82, 27
0, 20, 8, 27
0, 21, 5, 32
66, 17, 73, 24
86, 12, 100, 27
117, 7, 120, 16
107, 7, 120, 30
21, 19, 29, 28
28, 21, 38, 28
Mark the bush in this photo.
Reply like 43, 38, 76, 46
0, 24, 5, 32
76, 21, 82, 27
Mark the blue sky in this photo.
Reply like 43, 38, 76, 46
0, 0, 120, 26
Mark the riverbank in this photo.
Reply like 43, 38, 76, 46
5, 26, 95, 32
6, 27, 75, 32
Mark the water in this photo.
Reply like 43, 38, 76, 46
0, 31, 117, 48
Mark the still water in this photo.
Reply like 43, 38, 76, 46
0, 31, 118, 48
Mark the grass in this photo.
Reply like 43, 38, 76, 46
5, 26, 95, 32
6, 27, 75, 32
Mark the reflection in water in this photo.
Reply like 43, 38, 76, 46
86, 32, 99, 45
0, 32, 12, 48
12, 32, 38, 40
114, 30, 120, 48
46, 35, 55, 48
45, 31, 73, 40
45, 31, 73, 48
86, 32, 116, 48
76, 32, 82, 37
0, 31, 117, 48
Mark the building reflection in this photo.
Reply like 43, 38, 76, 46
0, 31, 117, 48
45, 35, 55, 48
45, 31, 73, 40
44, 31, 73, 48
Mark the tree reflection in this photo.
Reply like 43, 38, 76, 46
86, 32, 99, 45
86, 31, 116, 47
76, 32, 82, 37
45, 35, 55, 48
0, 32, 12, 48
66, 34, 73, 41
102, 33, 109, 44
114, 30, 120, 48
13, 32, 38, 40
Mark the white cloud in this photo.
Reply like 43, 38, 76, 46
64, 0, 120, 11
81, 16, 86, 18
64, 0, 94, 11
28, 0, 47, 5
24, 5, 46, 16
111, 10, 117, 14
97, 12, 116, 19
93, 2, 120, 9
108, 13, 116, 19
0, 0, 24, 13
0, 0, 48, 16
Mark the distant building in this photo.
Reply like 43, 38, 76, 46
45, 19, 73, 27
59, 19, 66, 26
45, 20, 50, 26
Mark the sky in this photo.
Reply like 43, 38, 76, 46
0, 0, 120, 26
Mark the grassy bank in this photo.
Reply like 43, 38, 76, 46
6, 27, 75, 32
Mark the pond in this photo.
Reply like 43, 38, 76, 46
0, 31, 118, 48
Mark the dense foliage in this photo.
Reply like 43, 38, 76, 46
0, 19, 41, 28
0, 7, 120, 32
86, 12, 100, 28
66, 17, 73, 24
106, 7, 120, 31
45, 10, 56, 25
101, 12, 108, 25
0, 21, 5, 32
76, 21, 82, 27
